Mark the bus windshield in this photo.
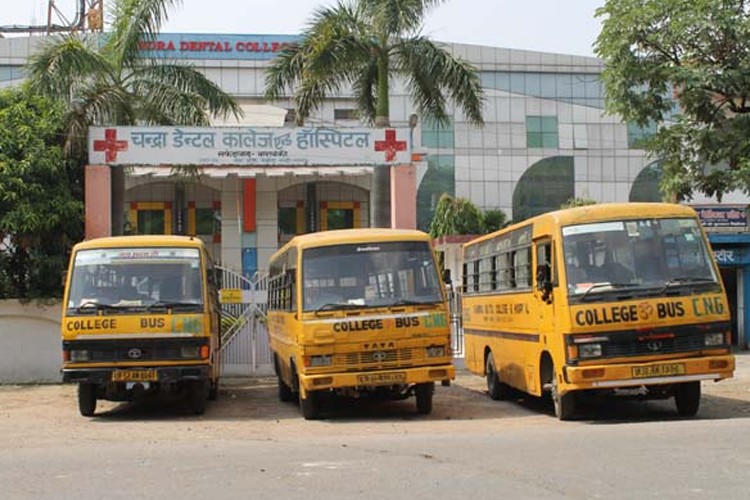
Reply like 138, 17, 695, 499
562, 217, 718, 296
66, 247, 203, 314
302, 241, 443, 311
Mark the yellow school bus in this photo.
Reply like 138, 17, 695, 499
267, 228, 455, 419
61, 235, 221, 416
462, 203, 734, 420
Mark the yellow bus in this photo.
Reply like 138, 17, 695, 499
267, 228, 455, 419
61, 235, 221, 416
461, 203, 734, 420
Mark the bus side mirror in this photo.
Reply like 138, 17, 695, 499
536, 264, 553, 301
442, 269, 452, 285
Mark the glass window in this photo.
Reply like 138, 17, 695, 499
301, 241, 442, 311
562, 218, 719, 298
526, 116, 558, 149
278, 207, 298, 236
137, 210, 165, 235
421, 117, 454, 148
627, 121, 658, 148
195, 208, 219, 235
67, 247, 204, 313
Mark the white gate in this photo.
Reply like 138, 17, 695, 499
217, 266, 272, 377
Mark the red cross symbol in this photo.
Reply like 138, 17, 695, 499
93, 128, 128, 163
374, 129, 407, 162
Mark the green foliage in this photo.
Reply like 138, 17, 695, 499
595, 0, 750, 201
560, 197, 597, 209
0, 88, 83, 298
428, 193, 484, 237
26, 0, 241, 157
264, 0, 484, 127
482, 209, 508, 233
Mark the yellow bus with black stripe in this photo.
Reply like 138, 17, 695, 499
61, 235, 221, 416
267, 229, 455, 420
461, 203, 734, 420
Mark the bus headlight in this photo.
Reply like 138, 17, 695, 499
306, 355, 333, 367
181, 346, 201, 358
426, 346, 446, 358
579, 343, 602, 358
70, 349, 89, 362
704, 333, 724, 347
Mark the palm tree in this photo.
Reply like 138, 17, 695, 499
264, 0, 484, 227
26, 0, 241, 235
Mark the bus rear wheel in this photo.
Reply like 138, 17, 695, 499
77, 383, 97, 417
486, 355, 510, 400
415, 382, 434, 415
674, 381, 701, 417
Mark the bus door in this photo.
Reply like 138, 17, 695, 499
533, 238, 556, 393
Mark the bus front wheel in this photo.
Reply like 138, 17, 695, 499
486, 355, 510, 401
77, 383, 97, 417
674, 381, 701, 417
299, 390, 320, 420
551, 372, 576, 421
415, 382, 434, 415
187, 380, 208, 415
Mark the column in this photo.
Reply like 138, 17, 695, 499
390, 164, 417, 229
85, 165, 112, 239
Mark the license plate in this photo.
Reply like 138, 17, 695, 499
356, 372, 407, 385
632, 363, 686, 378
111, 370, 158, 382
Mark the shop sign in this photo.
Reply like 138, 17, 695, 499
694, 205, 748, 229
89, 126, 411, 166
137, 34, 299, 60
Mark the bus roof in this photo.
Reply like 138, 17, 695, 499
73, 235, 206, 251
466, 202, 698, 247
272, 228, 432, 260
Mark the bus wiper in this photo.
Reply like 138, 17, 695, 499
579, 282, 640, 301
76, 301, 128, 314
660, 277, 715, 293
386, 298, 430, 309
314, 302, 364, 315
146, 300, 200, 311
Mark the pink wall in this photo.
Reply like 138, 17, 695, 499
84, 165, 112, 239
390, 164, 417, 229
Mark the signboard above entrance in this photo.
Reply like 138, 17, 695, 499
88, 127, 412, 166
137, 34, 299, 60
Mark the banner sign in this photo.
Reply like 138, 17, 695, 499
88, 126, 412, 166
137, 34, 299, 60
693, 205, 748, 229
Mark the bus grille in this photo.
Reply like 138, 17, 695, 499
340, 348, 414, 367
64, 339, 205, 362
603, 333, 706, 358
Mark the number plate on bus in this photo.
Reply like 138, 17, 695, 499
632, 363, 685, 378
111, 370, 158, 382
356, 372, 407, 385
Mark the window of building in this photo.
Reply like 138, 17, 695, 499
284, 109, 297, 124
421, 117, 455, 148
526, 116, 559, 148
627, 121, 657, 148
334, 108, 358, 120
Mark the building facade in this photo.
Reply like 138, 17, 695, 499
2, 33, 749, 347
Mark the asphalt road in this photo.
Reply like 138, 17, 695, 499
2, 354, 750, 500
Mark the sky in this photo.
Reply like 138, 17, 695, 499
1, 0, 605, 57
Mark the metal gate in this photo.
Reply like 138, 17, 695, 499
217, 266, 272, 377
447, 286, 464, 357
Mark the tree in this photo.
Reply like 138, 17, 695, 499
482, 209, 508, 233
0, 88, 83, 298
264, 0, 485, 228
429, 194, 484, 238
560, 197, 597, 209
26, 0, 241, 234
595, 0, 750, 202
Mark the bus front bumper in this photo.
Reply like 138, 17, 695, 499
564, 354, 735, 390
299, 364, 455, 392
62, 365, 211, 385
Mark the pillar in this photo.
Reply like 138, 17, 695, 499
85, 165, 112, 239
390, 164, 417, 229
